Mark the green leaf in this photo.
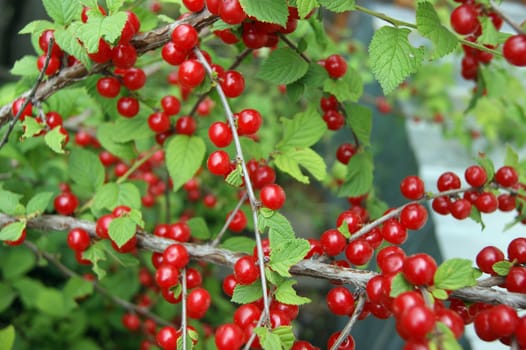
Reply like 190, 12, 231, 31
35, 287, 72, 317
220, 237, 256, 253
431, 288, 449, 300
258, 48, 310, 85
0, 325, 15, 350
269, 239, 310, 277
225, 164, 243, 187
77, 12, 128, 52
117, 183, 142, 209
298, 63, 328, 87
44, 126, 67, 154
478, 16, 499, 46
96, 123, 136, 160
416, 2, 458, 59
0, 188, 23, 216
434, 323, 463, 350
26, 192, 54, 216
338, 151, 374, 197
266, 268, 287, 286
323, 68, 363, 102
337, 221, 351, 239
275, 279, 311, 305
297, 0, 319, 18
106, 0, 125, 13
259, 211, 295, 244
317, 0, 355, 12
100, 239, 140, 267
82, 242, 108, 279
108, 217, 137, 248
1, 247, 36, 280
18, 19, 57, 34
165, 135, 206, 192
254, 327, 282, 350
54, 26, 92, 69
369, 26, 424, 95
92, 182, 119, 212
186, 217, 211, 240
469, 206, 485, 231
389, 273, 413, 297
63, 276, 94, 300
0, 222, 26, 242
0, 284, 16, 313
278, 107, 327, 149
434, 258, 478, 290
21, 117, 44, 138
42, 0, 81, 25
239, 0, 289, 26
68, 148, 105, 192
504, 144, 519, 169
10, 56, 38, 78
492, 260, 513, 276
476, 155, 495, 182
345, 103, 373, 147
231, 281, 263, 304
274, 148, 327, 184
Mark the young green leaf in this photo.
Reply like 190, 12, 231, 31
165, 135, 206, 192
0, 188, 24, 216
0, 325, 15, 350
434, 258, 479, 290
186, 217, 211, 240
63, 276, 94, 301
504, 144, 520, 169
44, 126, 67, 154
416, 2, 458, 59
26, 192, 54, 216
323, 68, 363, 102
82, 241, 108, 279
0, 222, 26, 242
108, 217, 136, 248
278, 107, 327, 149
231, 282, 263, 304
269, 239, 310, 277
21, 117, 44, 139
318, 0, 355, 12
492, 260, 513, 276
369, 26, 424, 95
431, 288, 449, 300
389, 272, 413, 297
478, 16, 499, 46
274, 147, 327, 184
469, 206, 485, 231
254, 327, 282, 350
338, 151, 374, 197
220, 237, 256, 253
259, 211, 295, 244
258, 48, 309, 85
345, 102, 373, 147
225, 164, 243, 187
297, 0, 319, 18
274, 279, 311, 305
10, 56, 38, 78
68, 148, 105, 193
239, 0, 289, 26
42, 0, 82, 25
53, 26, 92, 69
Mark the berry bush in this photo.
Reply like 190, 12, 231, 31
0, 0, 526, 349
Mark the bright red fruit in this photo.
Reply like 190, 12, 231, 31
155, 263, 180, 288
392, 291, 424, 319
450, 4, 480, 35
326, 287, 355, 315
327, 332, 355, 350
54, 192, 79, 215
476, 246, 504, 275
487, 304, 518, 337
345, 239, 373, 265
220, 70, 245, 98
464, 165, 487, 187
400, 175, 425, 200
162, 243, 189, 269
237, 109, 262, 135
122, 313, 140, 331
156, 326, 179, 350
260, 184, 286, 210
96, 214, 114, 239
178, 59, 205, 88
161, 95, 181, 116
324, 54, 347, 79
402, 253, 437, 286
227, 210, 247, 232
209, 121, 233, 147
494, 166, 519, 187
96, 77, 121, 98
172, 24, 199, 51
183, 0, 205, 12
234, 303, 261, 328
234, 255, 260, 285
503, 35, 526, 67
112, 43, 137, 69
187, 287, 211, 319
219, 0, 247, 25
508, 237, 526, 263
215, 323, 244, 350
117, 97, 139, 118
437, 171, 461, 192
148, 112, 171, 133
320, 229, 347, 256
397, 305, 435, 341
67, 228, 91, 251
399, 203, 428, 230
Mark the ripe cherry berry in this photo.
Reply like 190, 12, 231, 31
402, 253, 437, 286
494, 166, 519, 187
336, 143, 356, 165
171, 24, 199, 51
161, 95, 181, 116
220, 70, 245, 98
162, 41, 188, 65
437, 171, 461, 192
450, 4, 480, 35
155, 263, 180, 288
503, 35, 526, 67
11, 98, 33, 119
326, 287, 355, 315
4, 227, 27, 246
156, 326, 179, 350
227, 210, 247, 232
37, 54, 61, 75
209, 121, 233, 147
237, 109, 262, 135
400, 175, 425, 200
162, 243, 189, 269
219, 0, 247, 25
96, 213, 114, 239
324, 54, 347, 79
67, 228, 91, 251
397, 305, 435, 341
178, 59, 205, 88
464, 165, 487, 187
175, 116, 196, 135
260, 184, 286, 210
183, 0, 205, 12
234, 256, 260, 285
345, 239, 373, 266
207, 150, 231, 175
215, 323, 244, 350
122, 313, 141, 332
148, 112, 171, 133
117, 97, 140, 118
508, 237, 526, 264
476, 246, 504, 275
54, 192, 79, 215
222, 274, 237, 296
122, 68, 146, 90
474, 192, 498, 213
112, 43, 137, 69
399, 203, 428, 230
327, 332, 355, 350
320, 229, 347, 257
96, 77, 121, 98
187, 287, 211, 319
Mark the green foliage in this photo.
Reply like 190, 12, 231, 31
258, 48, 310, 85
433, 259, 480, 290
0, 325, 15, 350
239, 0, 289, 26
338, 151, 374, 197
165, 135, 206, 192
416, 2, 458, 59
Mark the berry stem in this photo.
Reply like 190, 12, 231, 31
23, 240, 172, 327
193, 48, 271, 321
278, 34, 311, 63
243, 312, 266, 350
329, 292, 366, 350
354, 5, 417, 29
211, 192, 248, 247
181, 268, 188, 350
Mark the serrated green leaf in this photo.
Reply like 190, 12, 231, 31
298, 63, 328, 86
274, 148, 327, 184
0, 325, 15, 350
54, 26, 92, 69
231, 281, 263, 304
434, 258, 478, 290
18, 20, 57, 35
68, 148, 105, 192
35, 286, 72, 317
44, 126, 67, 154
225, 164, 243, 187
369, 26, 424, 95
469, 206, 485, 230
220, 237, 256, 253
297, 0, 319, 18
345, 102, 372, 146
338, 151, 374, 197
96, 123, 136, 160
77, 12, 128, 52
258, 48, 309, 85
100, 239, 140, 267
10, 56, 38, 78
285, 82, 304, 102
21, 117, 44, 138
254, 327, 282, 350
83, 241, 107, 279
389, 273, 413, 297
259, 211, 295, 245
504, 145, 519, 169
278, 107, 326, 149
111, 111, 155, 142
0, 222, 26, 242
269, 239, 310, 277
165, 135, 206, 192
0, 188, 24, 216
0, 284, 16, 313
337, 221, 351, 239
431, 288, 449, 300
476, 155, 495, 181
106, 0, 125, 13
323, 68, 363, 102
318, 0, 355, 12
42, 0, 81, 25
92, 182, 119, 213
492, 260, 513, 276
127, 208, 144, 227
416, 2, 458, 59
275, 279, 311, 305
108, 217, 136, 248
239, 0, 289, 26
266, 268, 287, 286
478, 16, 499, 46
186, 217, 210, 240
26, 192, 53, 216
63, 276, 94, 301
273, 326, 295, 350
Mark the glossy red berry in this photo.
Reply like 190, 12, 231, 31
505, 266, 526, 293
498, 194, 516, 212
215, 323, 244, 350
183, 0, 205, 12
222, 274, 237, 296
178, 59, 205, 88
227, 210, 247, 232
432, 196, 450, 215
320, 229, 347, 256
260, 184, 286, 210
234, 256, 260, 285
161, 95, 181, 116
324, 54, 347, 79
209, 121, 233, 147
187, 287, 211, 319
345, 239, 373, 266
322, 110, 345, 130
122, 68, 146, 90
219, 0, 247, 25
392, 291, 425, 319
476, 246, 504, 275
97, 77, 121, 98
175, 116, 196, 135
167, 222, 191, 242
119, 11, 140, 43
88, 38, 112, 63
37, 54, 61, 75
320, 95, 338, 112
437, 171, 461, 192
162, 41, 188, 65
402, 253, 437, 286
436, 308, 464, 339
220, 70, 245, 98
336, 143, 356, 165
503, 35, 526, 67
156, 326, 179, 350
449, 199, 472, 220
327, 332, 355, 350
473, 310, 498, 341
474, 192, 498, 213
122, 313, 141, 332
400, 176, 425, 200
234, 303, 261, 329
54, 192, 79, 215
326, 287, 355, 316
162, 243, 189, 269
381, 219, 408, 245
172, 24, 199, 51
148, 112, 171, 133
155, 263, 180, 288
11, 98, 33, 119
96, 214, 114, 239
450, 4, 480, 35
397, 305, 435, 341
237, 109, 262, 135
399, 203, 428, 230
508, 237, 526, 263
464, 165, 487, 187
207, 150, 231, 175
495, 166, 519, 187
38, 30, 62, 57
67, 228, 91, 251
487, 304, 518, 338
112, 43, 137, 69
117, 97, 140, 118
185, 268, 202, 289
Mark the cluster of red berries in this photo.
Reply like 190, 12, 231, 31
95, 205, 138, 254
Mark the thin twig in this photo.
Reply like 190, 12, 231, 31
489, 2, 526, 35
181, 268, 188, 350
278, 34, 311, 63
211, 192, 248, 247
0, 39, 55, 149
193, 48, 271, 321
330, 292, 366, 350
243, 312, 266, 350
23, 240, 172, 327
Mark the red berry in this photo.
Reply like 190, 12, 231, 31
327, 332, 355, 350
167, 222, 191, 242
119, 11, 140, 43
183, 0, 205, 12
320, 95, 338, 112
322, 110, 345, 130
487, 304, 518, 338
97, 77, 121, 98
11, 98, 33, 119
320, 229, 347, 256
234, 303, 262, 328
324, 54, 347, 79
260, 184, 286, 210
186, 267, 202, 289
508, 237, 526, 263
450, 4, 480, 35
112, 43, 137, 69
237, 109, 262, 135
381, 219, 408, 245
187, 287, 211, 319
178, 59, 205, 88
162, 243, 189, 269
227, 210, 247, 232
219, 0, 247, 25
172, 24, 199, 51
222, 274, 237, 296
400, 176, 425, 200
503, 35, 526, 67
495, 166, 519, 187
476, 246, 504, 275
498, 194, 516, 212
345, 239, 373, 265
122, 313, 141, 332
37, 54, 61, 75
435, 308, 464, 339
474, 192, 498, 213
175, 116, 196, 135
162, 41, 188, 65
67, 228, 91, 251
402, 253, 437, 286
88, 39, 112, 63
96, 214, 114, 239
432, 196, 450, 215
122, 68, 146, 90
336, 143, 356, 165
399, 203, 428, 230
437, 171, 461, 192
392, 291, 424, 319
161, 95, 181, 116
449, 199, 472, 220
215, 323, 244, 350
326, 287, 355, 316
397, 305, 435, 341
474, 310, 498, 341
54, 192, 79, 215
207, 150, 231, 175
505, 266, 526, 293
209, 121, 233, 147
156, 326, 179, 350
38, 30, 62, 56
234, 256, 260, 285
155, 263, 180, 288
117, 97, 140, 118
5, 227, 26, 246
464, 165, 487, 187
220, 70, 245, 98
148, 112, 171, 133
